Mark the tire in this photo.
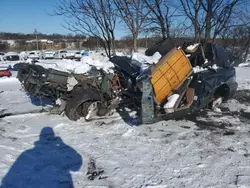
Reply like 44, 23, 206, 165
65, 89, 101, 121
214, 84, 230, 101
207, 84, 230, 109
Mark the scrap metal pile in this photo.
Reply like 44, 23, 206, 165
16, 41, 238, 124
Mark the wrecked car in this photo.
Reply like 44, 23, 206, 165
16, 42, 238, 123
17, 63, 119, 121
112, 44, 238, 123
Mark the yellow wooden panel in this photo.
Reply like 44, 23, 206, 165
177, 64, 190, 81
151, 48, 193, 104
154, 50, 175, 69
169, 74, 179, 89
159, 62, 170, 73
165, 68, 176, 81
153, 76, 168, 93
156, 84, 172, 102
167, 50, 183, 66
172, 56, 188, 71
151, 70, 162, 84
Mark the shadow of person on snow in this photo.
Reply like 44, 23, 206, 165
0, 127, 82, 188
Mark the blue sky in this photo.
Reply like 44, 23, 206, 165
0, 0, 126, 38
1, 0, 68, 34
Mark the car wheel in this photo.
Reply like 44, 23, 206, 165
208, 84, 230, 110
214, 84, 230, 101
65, 90, 101, 121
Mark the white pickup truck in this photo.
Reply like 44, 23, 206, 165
54, 50, 67, 59
65, 50, 82, 60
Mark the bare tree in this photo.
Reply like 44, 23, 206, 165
143, 0, 174, 39
53, 0, 117, 57
0, 41, 9, 52
114, 0, 151, 52
178, 0, 241, 44
178, 0, 203, 42
200, 0, 240, 43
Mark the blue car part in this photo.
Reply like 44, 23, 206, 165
141, 78, 155, 124
82, 51, 89, 56
11, 64, 20, 71
27, 93, 54, 106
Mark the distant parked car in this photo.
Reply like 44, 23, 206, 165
74, 52, 82, 61
28, 51, 41, 60
19, 51, 29, 61
54, 50, 67, 59
81, 50, 89, 56
44, 51, 55, 59
65, 50, 81, 59
0, 52, 5, 61
3, 52, 20, 61
0, 69, 11, 77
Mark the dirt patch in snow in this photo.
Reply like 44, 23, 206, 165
232, 90, 250, 105
176, 90, 250, 132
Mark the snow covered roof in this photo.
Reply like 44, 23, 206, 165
40, 39, 48, 43
186, 43, 200, 52
25, 40, 36, 43
67, 50, 80, 53
33, 51, 114, 74
25, 39, 54, 44
47, 40, 54, 44
5, 52, 19, 56
45, 51, 55, 54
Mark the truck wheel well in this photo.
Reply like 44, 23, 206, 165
214, 84, 230, 101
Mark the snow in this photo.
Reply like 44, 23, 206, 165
44, 51, 55, 54
47, 40, 54, 44
115, 52, 125, 56
21, 51, 161, 75
186, 43, 200, 51
222, 99, 250, 113
19, 51, 28, 60
5, 52, 19, 56
193, 66, 208, 73
193, 64, 219, 73
236, 67, 250, 90
131, 52, 162, 70
0, 40, 16, 46
34, 53, 114, 74
211, 64, 219, 69
67, 76, 78, 91
239, 62, 250, 67
131, 52, 161, 65
40, 39, 48, 42
0, 51, 161, 75
163, 94, 180, 109
1, 60, 250, 187
0, 77, 17, 83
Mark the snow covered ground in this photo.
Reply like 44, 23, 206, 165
0, 64, 250, 187
236, 66, 250, 90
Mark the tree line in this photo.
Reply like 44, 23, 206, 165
52, 0, 250, 59
1, 0, 250, 61
0, 32, 86, 40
